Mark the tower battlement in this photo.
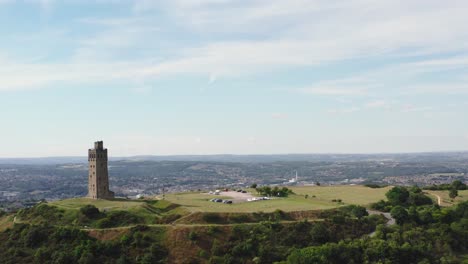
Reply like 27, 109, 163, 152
94, 141, 104, 150
88, 141, 114, 199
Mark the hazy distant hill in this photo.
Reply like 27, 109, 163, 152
1, 152, 468, 165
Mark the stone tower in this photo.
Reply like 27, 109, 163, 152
88, 141, 114, 199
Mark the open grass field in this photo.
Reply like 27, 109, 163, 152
426, 190, 468, 206
164, 185, 392, 213
51, 198, 152, 211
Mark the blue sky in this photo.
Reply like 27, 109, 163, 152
1, 0, 468, 157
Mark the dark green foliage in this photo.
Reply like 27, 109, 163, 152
309, 222, 330, 244
372, 186, 432, 212
364, 184, 387, 188
255, 186, 293, 197
408, 192, 433, 206
339, 205, 369, 219
386, 186, 410, 205
370, 199, 392, 212
390, 206, 409, 225
79, 205, 101, 219
286, 201, 468, 264
17, 203, 65, 224
250, 183, 257, 189
208, 210, 379, 263
0, 223, 168, 264
449, 188, 458, 199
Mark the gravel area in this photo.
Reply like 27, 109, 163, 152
206, 191, 256, 203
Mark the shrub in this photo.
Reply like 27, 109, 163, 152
79, 205, 101, 219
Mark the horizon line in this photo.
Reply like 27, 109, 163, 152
1, 150, 468, 160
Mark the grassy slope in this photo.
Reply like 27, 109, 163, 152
426, 190, 468, 206
51, 198, 154, 211
164, 186, 392, 213
47, 198, 188, 226
0, 215, 14, 232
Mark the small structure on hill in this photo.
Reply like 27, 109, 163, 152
88, 141, 114, 199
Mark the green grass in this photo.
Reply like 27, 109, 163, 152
426, 190, 468, 206
46, 198, 188, 227
50, 198, 149, 211
290, 185, 392, 206
164, 186, 392, 213
0, 215, 14, 232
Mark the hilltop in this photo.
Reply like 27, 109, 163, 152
1, 184, 468, 263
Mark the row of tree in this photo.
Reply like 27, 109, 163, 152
255, 186, 294, 197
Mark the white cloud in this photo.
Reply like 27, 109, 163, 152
2, 0, 468, 92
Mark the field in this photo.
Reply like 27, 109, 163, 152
426, 190, 468, 206
164, 185, 392, 213
51, 197, 155, 211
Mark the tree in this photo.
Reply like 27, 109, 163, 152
386, 186, 409, 205
351, 205, 369, 219
390, 206, 409, 225
410, 185, 422, 193
451, 180, 466, 190
449, 188, 458, 199
250, 183, 257, 189
310, 223, 330, 244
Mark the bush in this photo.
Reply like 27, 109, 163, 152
79, 205, 101, 219
365, 184, 387, 188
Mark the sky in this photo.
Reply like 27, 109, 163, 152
1, 0, 468, 157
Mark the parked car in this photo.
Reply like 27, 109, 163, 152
241, 190, 247, 193
223, 200, 232, 204
215, 199, 223, 203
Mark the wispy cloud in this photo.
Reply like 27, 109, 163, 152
2, 0, 468, 92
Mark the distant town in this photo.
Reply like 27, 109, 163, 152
1, 152, 467, 212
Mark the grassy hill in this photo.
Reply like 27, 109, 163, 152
15, 198, 187, 228
426, 190, 468, 206
2, 185, 468, 263
164, 185, 392, 213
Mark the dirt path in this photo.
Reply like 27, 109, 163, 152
434, 194, 442, 206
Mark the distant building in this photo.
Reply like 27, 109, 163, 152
88, 141, 114, 199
